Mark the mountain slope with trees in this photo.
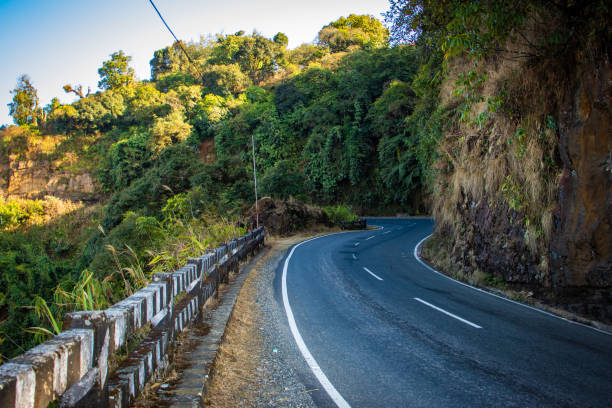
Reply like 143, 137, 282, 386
2, 0, 609, 361
0, 13, 439, 359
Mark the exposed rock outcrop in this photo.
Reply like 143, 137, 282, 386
552, 62, 611, 289
1, 158, 99, 202
0, 131, 101, 202
426, 20, 611, 322
245, 197, 329, 236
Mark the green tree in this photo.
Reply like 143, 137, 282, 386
99, 128, 151, 191
209, 33, 246, 65
273, 32, 289, 48
383, 0, 530, 59
202, 64, 251, 96
125, 84, 168, 124
151, 43, 184, 80
44, 97, 61, 116
150, 41, 209, 80
369, 80, 420, 202
98, 50, 135, 90
208, 32, 284, 83
288, 44, 328, 67
318, 14, 389, 53
234, 34, 280, 83
149, 110, 192, 155
8, 75, 41, 126
154, 72, 198, 93
46, 104, 79, 133
261, 160, 305, 199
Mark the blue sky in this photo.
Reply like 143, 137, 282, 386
0, 0, 391, 126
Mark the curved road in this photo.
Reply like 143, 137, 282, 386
278, 218, 612, 407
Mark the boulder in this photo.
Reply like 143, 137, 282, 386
245, 197, 329, 236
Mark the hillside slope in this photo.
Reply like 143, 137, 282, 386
419, 3, 611, 322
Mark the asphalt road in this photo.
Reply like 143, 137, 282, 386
277, 218, 612, 408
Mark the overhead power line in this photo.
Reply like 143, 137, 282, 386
147, 0, 202, 76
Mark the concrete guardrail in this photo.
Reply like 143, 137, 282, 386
340, 218, 367, 230
0, 226, 265, 408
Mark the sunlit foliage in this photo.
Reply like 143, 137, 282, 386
0, 13, 446, 359
318, 14, 389, 52
8, 75, 41, 126
98, 50, 135, 90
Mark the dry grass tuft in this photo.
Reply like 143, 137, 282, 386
484, 156, 509, 196
204, 284, 262, 408
205, 231, 336, 407
430, 17, 569, 282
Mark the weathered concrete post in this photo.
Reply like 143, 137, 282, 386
0, 228, 264, 408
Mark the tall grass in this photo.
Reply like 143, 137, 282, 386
147, 215, 245, 275
0, 196, 83, 231
26, 269, 113, 343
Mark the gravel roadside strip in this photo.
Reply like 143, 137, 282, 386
204, 235, 328, 408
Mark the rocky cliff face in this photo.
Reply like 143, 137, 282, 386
426, 30, 611, 322
1, 159, 98, 201
552, 62, 611, 290
0, 131, 101, 202
246, 197, 330, 236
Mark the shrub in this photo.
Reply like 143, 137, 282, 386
323, 204, 359, 225
149, 110, 192, 155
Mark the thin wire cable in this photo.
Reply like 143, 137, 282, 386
147, 0, 203, 76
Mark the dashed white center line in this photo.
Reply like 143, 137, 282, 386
365, 236, 375, 240
383, 231, 391, 235
354, 242, 360, 246
352, 253, 357, 260
413, 298, 482, 329
363, 267, 383, 281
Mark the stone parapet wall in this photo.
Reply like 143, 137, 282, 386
0, 227, 265, 408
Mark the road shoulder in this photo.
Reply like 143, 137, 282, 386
417, 235, 612, 335
204, 233, 333, 408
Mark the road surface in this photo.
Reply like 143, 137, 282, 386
278, 218, 612, 407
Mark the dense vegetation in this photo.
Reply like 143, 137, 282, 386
4, 0, 606, 360
0, 12, 442, 360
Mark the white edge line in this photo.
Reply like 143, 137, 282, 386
414, 234, 612, 336
414, 297, 482, 328
354, 242, 360, 246
383, 231, 391, 235
365, 236, 375, 240
352, 253, 357, 260
283, 236, 352, 408
363, 267, 383, 281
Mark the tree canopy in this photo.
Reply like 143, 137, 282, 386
0, 13, 442, 359
98, 50, 135, 90
318, 14, 389, 52
8, 75, 40, 126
